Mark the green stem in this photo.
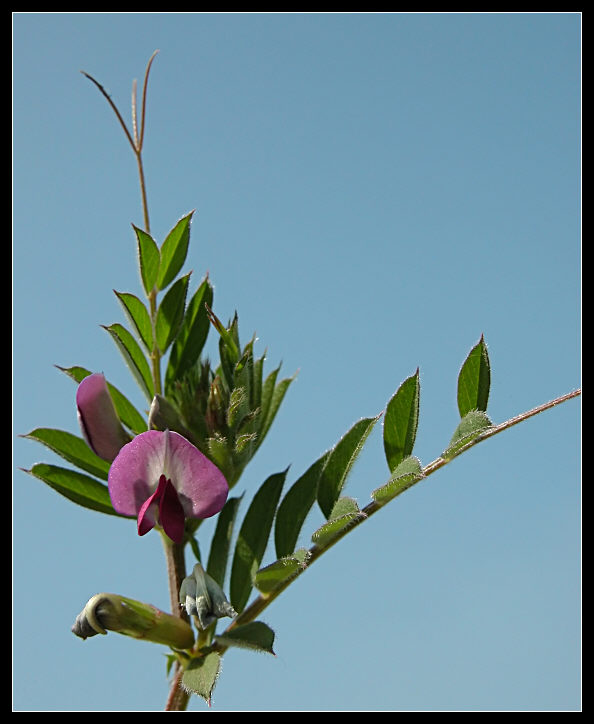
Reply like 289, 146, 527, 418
148, 288, 162, 395
136, 150, 151, 235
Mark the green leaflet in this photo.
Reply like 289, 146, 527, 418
155, 272, 190, 353
23, 428, 110, 481
317, 415, 380, 519
215, 621, 275, 655
165, 277, 213, 391
206, 496, 242, 588
457, 335, 491, 417
383, 369, 420, 473
371, 455, 424, 505
102, 323, 154, 401
156, 211, 193, 291
443, 409, 493, 460
24, 463, 129, 517
114, 291, 153, 352
274, 450, 330, 559
134, 225, 160, 296
56, 366, 148, 434
311, 497, 366, 547
181, 651, 221, 705
255, 372, 296, 453
230, 469, 287, 613
253, 549, 310, 596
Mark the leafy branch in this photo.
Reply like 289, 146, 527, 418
220, 386, 581, 642
21, 54, 580, 710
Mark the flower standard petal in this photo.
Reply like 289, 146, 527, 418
76, 373, 130, 462
165, 431, 229, 519
108, 430, 229, 539
108, 430, 166, 518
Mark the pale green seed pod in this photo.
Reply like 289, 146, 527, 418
72, 593, 195, 649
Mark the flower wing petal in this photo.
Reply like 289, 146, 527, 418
167, 431, 229, 518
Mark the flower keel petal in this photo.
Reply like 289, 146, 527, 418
159, 477, 186, 544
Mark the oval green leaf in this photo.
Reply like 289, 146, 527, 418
23, 428, 110, 481
317, 415, 380, 519
156, 211, 193, 291
24, 463, 129, 517
182, 651, 221, 705
371, 455, 424, 505
254, 552, 310, 596
274, 450, 330, 559
102, 323, 154, 401
383, 369, 420, 473
443, 409, 493, 460
311, 497, 366, 547
134, 225, 160, 296
215, 621, 275, 655
155, 273, 190, 353
165, 277, 213, 390
206, 495, 242, 588
230, 469, 287, 613
457, 335, 491, 417
114, 291, 153, 352
255, 372, 296, 453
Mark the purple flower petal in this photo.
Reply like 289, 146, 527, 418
137, 474, 186, 543
76, 373, 130, 462
158, 477, 186, 544
137, 474, 165, 537
163, 431, 229, 519
108, 430, 229, 540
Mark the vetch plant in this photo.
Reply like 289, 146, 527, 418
21, 53, 580, 710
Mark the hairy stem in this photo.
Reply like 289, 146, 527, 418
161, 534, 192, 711
148, 288, 162, 395
165, 665, 191, 712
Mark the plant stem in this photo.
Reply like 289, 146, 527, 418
161, 535, 189, 617
161, 534, 192, 711
148, 288, 162, 395
136, 151, 151, 234
165, 665, 191, 711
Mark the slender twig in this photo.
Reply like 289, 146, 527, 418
81, 51, 159, 234
131, 78, 139, 148
80, 71, 137, 151
139, 50, 160, 149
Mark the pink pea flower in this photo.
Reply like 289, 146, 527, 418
108, 429, 228, 544
77, 373, 131, 462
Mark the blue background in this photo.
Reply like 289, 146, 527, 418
13, 13, 581, 711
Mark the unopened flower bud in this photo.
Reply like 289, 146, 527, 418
179, 563, 236, 630
76, 373, 131, 462
148, 394, 194, 440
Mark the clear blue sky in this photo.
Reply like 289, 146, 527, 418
13, 13, 581, 712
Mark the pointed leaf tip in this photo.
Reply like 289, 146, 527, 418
317, 415, 380, 519
383, 370, 420, 473
457, 336, 491, 418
